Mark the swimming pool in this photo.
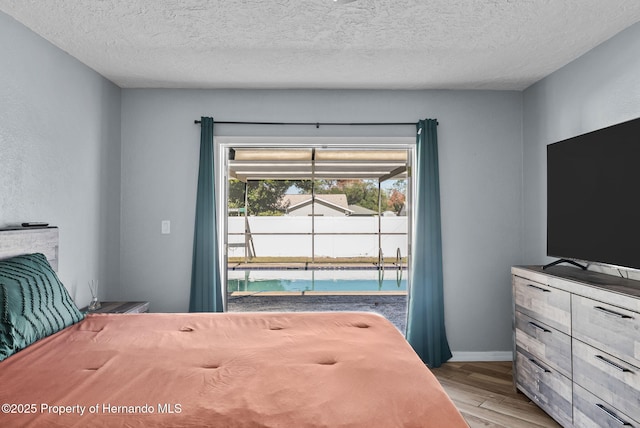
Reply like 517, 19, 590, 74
227, 269, 406, 294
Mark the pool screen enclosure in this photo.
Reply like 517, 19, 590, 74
224, 145, 411, 267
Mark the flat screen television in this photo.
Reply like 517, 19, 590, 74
547, 117, 640, 271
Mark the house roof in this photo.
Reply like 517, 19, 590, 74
2, 1, 639, 90
282, 194, 353, 214
348, 205, 378, 216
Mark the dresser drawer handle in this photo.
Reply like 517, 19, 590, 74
595, 403, 633, 426
594, 306, 634, 319
595, 355, 633, 373
528, 322, 551, 333
527, 284, 551, 293
528, 358, 550, 373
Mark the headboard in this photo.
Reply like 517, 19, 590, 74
0, 227, 59, 271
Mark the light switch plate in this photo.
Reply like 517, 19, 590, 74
161, 220, 171, 234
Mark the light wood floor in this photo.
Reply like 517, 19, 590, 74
430, 361, 562, 428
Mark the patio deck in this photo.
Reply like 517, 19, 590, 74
227, 261, 409, 331
227, 293, 407, 332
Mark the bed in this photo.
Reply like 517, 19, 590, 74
0, 227, 467, 427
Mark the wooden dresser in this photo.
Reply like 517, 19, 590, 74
512, 265, 640, 428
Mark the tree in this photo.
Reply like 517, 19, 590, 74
293, 179, 335, 194
387, 180, 406, 214
324, 180, 386, 212
228, 179, 293, 215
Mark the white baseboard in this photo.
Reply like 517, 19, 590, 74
450, 351, 512, 362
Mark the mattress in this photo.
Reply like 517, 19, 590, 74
0, 311, 467, 427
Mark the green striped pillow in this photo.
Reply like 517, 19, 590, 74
0, 253, 84, 361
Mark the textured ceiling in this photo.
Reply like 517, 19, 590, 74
1, 0, 640, 90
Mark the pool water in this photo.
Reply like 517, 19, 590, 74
227, 269, 406, 293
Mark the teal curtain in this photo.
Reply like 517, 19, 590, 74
189, 117, 223, 312
406, 119, 452, 367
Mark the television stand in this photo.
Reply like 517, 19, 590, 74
542, 259, 587, 270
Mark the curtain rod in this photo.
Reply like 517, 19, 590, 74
193, 120, 436, 127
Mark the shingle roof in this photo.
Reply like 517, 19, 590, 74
281, 194, 349, 210
348, 205, 378, 216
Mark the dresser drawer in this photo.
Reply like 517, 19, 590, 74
515, 311, 571, 378
574, 383, 639, 428
572, 294, 640, 367
573, 338, 640, 423
515, 350, 572, 427
513, 276, 571, 335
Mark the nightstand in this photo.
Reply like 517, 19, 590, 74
81, 301, 150, 314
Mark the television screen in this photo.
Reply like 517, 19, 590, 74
547, 117, 640, 270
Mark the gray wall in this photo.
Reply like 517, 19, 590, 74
522, 22, 640, 265
0, 11, 122, 306
120, 89, 523, 354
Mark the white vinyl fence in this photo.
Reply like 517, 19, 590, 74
228, 216, 407, 259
